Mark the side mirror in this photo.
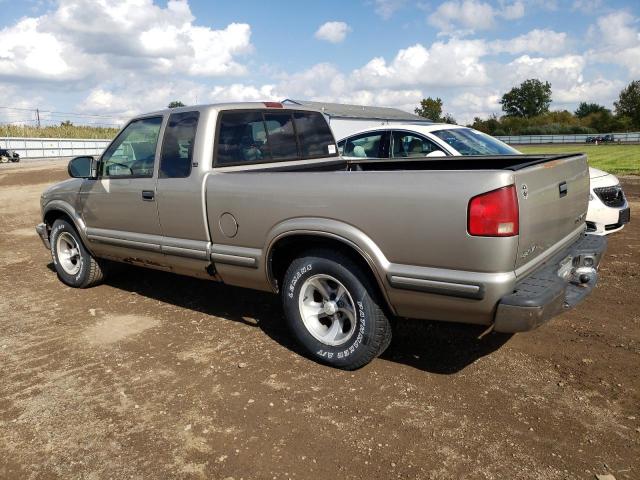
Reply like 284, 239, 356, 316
426, 150, 447, 157
68, 156, 96, 178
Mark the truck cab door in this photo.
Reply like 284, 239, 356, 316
79, 116, 167, 264
154, 111, 212, 275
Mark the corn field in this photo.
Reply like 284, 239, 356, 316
0, 124, 119, 139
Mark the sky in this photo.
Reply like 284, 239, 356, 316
0, 0, 638, 127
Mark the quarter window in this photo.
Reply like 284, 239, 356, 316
101, 117, 162, 177
159, 111, 200, 178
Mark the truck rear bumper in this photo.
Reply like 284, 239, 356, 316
494, 234, 607, 333
36, 223, 50, 249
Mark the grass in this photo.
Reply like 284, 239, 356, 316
517, 144, 640, 175
0, 124, 119, 139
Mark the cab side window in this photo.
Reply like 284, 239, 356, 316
101, 117, 162, 177
391, 132, 442, 158
159, 111, 200, 178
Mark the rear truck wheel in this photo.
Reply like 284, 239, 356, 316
50, 219, 105, 288
282, 249, 392, 370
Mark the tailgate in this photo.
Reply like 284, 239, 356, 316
514, 154, 589, 270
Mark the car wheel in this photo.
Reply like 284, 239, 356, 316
50, 219, 105, 288
282, 249, 392, 370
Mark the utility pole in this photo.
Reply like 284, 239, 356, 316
36, 108, 41, 128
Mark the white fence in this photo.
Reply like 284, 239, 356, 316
0, 137, 111, 158
496, 132, 640, 144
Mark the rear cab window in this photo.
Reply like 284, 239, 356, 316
214, 109, 337, 166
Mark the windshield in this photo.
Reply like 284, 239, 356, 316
431, 128, 520, 155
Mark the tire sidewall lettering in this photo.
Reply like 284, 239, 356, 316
288, 263, 312, 299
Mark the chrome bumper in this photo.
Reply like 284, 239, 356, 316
35, 223, 50, 249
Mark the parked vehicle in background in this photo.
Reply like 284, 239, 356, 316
587, 167, 630, 234
0, 148, 20, 163
36, 103, 606, 370
586, 134, 615, 144
338, 124, 630, 236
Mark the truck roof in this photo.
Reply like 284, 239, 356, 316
140, 102, 322, 118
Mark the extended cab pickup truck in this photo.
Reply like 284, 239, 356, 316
36, 102, 607, 369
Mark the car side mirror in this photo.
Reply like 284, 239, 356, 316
68, 156, 97, 178
426, 150, 446, 157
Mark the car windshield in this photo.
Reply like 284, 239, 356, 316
431, 128, 520, 155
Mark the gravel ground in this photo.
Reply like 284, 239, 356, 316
0, 162, 638, 480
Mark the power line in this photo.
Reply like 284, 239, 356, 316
0, 105, 121, 119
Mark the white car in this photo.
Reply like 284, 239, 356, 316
337, 124, 630, 236
587, 167, 630, 235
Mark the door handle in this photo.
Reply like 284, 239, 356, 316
559, 182, 568, 198
141, 190, 155, 201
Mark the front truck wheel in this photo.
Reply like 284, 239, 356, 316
282, 249, 392, 370
50, 219, 105, 288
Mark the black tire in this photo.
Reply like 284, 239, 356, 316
50, 219, 105, 288
282, 249, 392, 370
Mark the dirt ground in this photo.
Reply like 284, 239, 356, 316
1, 160, 638, 480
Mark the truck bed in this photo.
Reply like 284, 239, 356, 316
245, 154, 582, 173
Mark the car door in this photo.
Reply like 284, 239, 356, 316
78, 116, 166, 262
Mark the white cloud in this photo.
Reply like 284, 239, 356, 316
314, 21, 351, 43
587, 12, 640, 77
492, 29, 568, 55
0, 17, 85, 80
428, 0, 496, 33
350, 39, 489, 89
571, 0, 603, 11
0, 0, 252, 82
552, 78, 623, 105
372, 0, 406, 19
507, 54, 586, 88
208, 84, 280, 103
500, 0, 525, 20
428, 0, 524, 34
590, 11, 638, 48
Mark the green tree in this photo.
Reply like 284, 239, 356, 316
500, 79, 552, 118
168, 100, 186, 108
574, 102, 607, 118
414, 97, 456, 123
60, 120, 73, 127
614, 80, 640, 127
415, 97, 443, 121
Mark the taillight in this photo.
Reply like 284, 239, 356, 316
264, 102, 283, 108
468, 185, 519, 237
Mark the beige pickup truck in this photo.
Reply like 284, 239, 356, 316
36, 102, 606, 369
